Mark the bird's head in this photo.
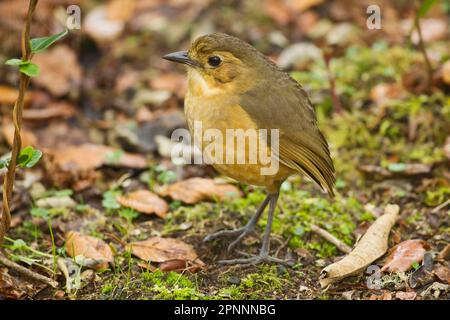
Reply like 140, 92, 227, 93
163, 33, 270, 95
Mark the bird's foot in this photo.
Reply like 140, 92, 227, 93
217, 251, 294, 267
203, 225, 255, 252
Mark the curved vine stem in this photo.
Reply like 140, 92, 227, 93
0, 0, 38, 245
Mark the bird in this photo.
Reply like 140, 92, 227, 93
163, 33, 335, 265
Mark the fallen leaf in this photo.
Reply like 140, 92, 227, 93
65, 231, 114, 269
22, 101, 76, 120
358, 163, 431, 179
2, 122, 37, 147
127, 237, 204, 272
277, 42, 322, 69
117, 190, 168, 218
32, 45, 82, 97
444, 136, 450, 160
442, 61, 450, 85
149, 73, 187, 97
438, 244, 450, 260
433, 265, 450, 284
158, 177, 241, 204
408, 18, 448, 44
0, 85, 35, 106
381, 239, 430, 273
84, 5, 125, 42
369, 291, 392, 300
395, 291, 417, 300
36, 195, 76, 209
263, 0, 323, 25
402, 65, 429, 95
0, 267, 42, 299
319, 204, 399, 287
370, 83, 404, 105
49, 143, 146, 171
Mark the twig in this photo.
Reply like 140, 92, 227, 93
323, 48, 343, 114
0, 0, 38, 244
310, 224, 352, 254
438, 244, 450, 260
431, 199, 450, 213
413, 12, 433, 90
57, 258, 72, 293
0, 253, 58, 288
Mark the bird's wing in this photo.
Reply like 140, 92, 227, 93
240, 74, 335, 197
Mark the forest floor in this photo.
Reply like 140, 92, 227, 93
0, 0, 449, 300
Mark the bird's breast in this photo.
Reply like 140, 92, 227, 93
184, 89, 292, 190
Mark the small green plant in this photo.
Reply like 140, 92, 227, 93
0, 146, 42, 170
4, 29, 68, 78
118, 208, 139, 223
102, 189, 122, 211
1, 0, 69, 249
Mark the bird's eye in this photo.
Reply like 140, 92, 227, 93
208, 56, 221, 67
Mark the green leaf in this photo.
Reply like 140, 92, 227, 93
19, 62, 40, 77
157, 170, 177, 185
5, 58, 27, 66
11, 239, 27, 251
0, 158, 9, 169
102, 190, 121, 210
118, 208, 139, 222
18, 146, 43, 168
418, 0, 438, 17
30, 29, 68, 53
105, 150, 124, 165
31, 207, 49, 219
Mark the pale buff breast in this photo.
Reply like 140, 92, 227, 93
185, 71, 293, 191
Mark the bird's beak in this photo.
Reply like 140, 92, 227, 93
162, 50, 199, 67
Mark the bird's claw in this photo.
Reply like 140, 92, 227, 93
203, 227, 246, 242
203, 226, 255, 252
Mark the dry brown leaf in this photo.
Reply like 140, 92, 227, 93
149, 73, 187, 97
380, 239, 430, 273
370, 83, 404, 105
442, 61, 450, 85
65, 231, 114, 269
395, 291, 417, 300
84, 5, 125, 42
0, 267, 43, 299
0, 86, 34, 106
33, 45, 82, 97
319, 204, 399, 287
438, 244, 450, 260
117, 190, 168, 218
2, 122, 37, 147
358, 163, 431, 178
263, 0, 323, 25
433, 265, 450, 284
50, 143, 146, 171
22, 101, 76, 120
369, 291, 392, 300
158, 177, 241, 204
107, 0, 136, 21
444, 136, 450, 160
127, 237, 204, 272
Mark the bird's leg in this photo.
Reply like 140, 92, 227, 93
217, 192, 294, 267
203, 194, 271, 250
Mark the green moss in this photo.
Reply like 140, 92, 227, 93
220, 265, 288, 299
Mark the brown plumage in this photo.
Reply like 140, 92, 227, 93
163, 33, 335, 265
